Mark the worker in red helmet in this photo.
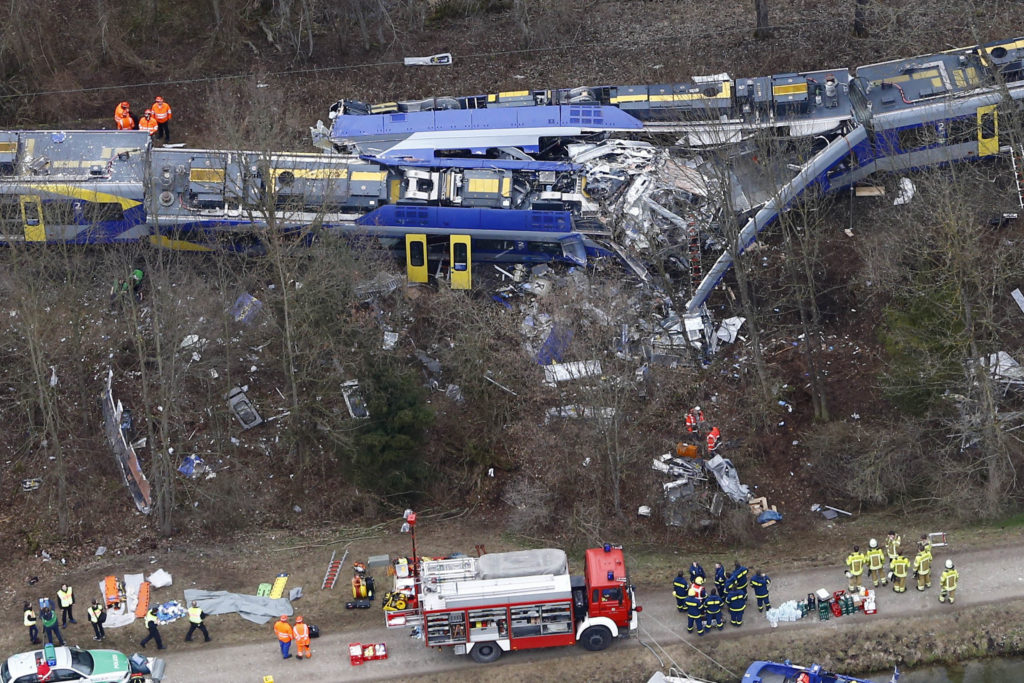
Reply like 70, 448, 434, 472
293, 616, 312, 659
706, 426, 721, 453
274, 615, 293, 659
114, 101, 135, 130
150, 96, 172, 142
138, 109, 158, 137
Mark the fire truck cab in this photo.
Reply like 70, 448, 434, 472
409, 544, 638, 664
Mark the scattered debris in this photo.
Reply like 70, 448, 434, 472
230, 292, 263, 324
637, 505, 652, 517
893, 177, 916, 205
226, 386, 264, 429
543, 360, 602, 384
404, 53, 452, 66
811, 502, 852, 519
147, 568, 173, 588
178, 454, 214, 479
544, 405, 617, 422
21, 478, 41, 492
715, 316, 746, 344
102, 369, 152, 514
341, 379, 370, 419
354, 272, 402, 301
1012, 288, 1024, 316
749, 496, 781, 527
705, 454, 751, 503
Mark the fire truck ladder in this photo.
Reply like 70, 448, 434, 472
322, 548, 349, 590
421, 557, 477, 583
1011, 143, 1024, 209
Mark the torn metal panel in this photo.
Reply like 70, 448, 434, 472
354, 272, 402, 301
102, 368, 152, 514
535, 323, 574, 365
715, 316, 746, 343
230, 292, 263, 324
543, 360, 602, 384
981, 351, 1024, 384
226, 386, 264, 429
705, 454, 750, 503
544, 405, 616, 422
1012, 288, 1024, 316
403, 53, 452, 66
341, 379, 370, 418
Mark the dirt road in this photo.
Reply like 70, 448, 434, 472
155, 542, 1024, 682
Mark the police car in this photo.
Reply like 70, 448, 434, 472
0, 645, 164, 683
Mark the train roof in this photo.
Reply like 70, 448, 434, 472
0, 130, 150, 183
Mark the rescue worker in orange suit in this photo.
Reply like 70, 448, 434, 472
138, 110, 159, 137
150, 96, 172, 143
274, 614, 294, 659
706, 426, 721, 453
114, 102, 135, 130
293, 616, 312, 659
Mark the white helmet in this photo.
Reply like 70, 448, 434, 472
945, 559, 953, 569
869, 538, 877, 549
694, 406, 701, 412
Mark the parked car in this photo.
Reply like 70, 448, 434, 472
1, 645, 164, 683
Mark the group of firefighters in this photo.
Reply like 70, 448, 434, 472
113, 97, 173, 142
845, 531, 960, 603
673, 561, 771, 636
682, 406, 723, 455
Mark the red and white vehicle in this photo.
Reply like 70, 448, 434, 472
385, 545, 639, 663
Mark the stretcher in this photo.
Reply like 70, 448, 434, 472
134, 581, 151, 618
268, 573, 289, 599
104, 576, 125, 609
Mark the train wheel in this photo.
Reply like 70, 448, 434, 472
580, 625, 612, 651
470, 642, 502, 663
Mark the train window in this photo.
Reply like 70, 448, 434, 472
452, 241, 468, 271
980, 111, 996, 139
897, 124, 942, 152
81, 202, 124, 224
532, 242, 562, 256
0, 199, 19, 227
947, 117, 976, 145
41, 200, 75, 224
409, 239, 425, 267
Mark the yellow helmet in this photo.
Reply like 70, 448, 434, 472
695, 576, 704, 585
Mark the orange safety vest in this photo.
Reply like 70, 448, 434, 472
116, 114, 135, 130
139, 116, 158, 135
293, 622, 310, 644
707, 428, 720, 451
274, 620, 293, 642
151, 101, 172, 123
685, 413, 696, 432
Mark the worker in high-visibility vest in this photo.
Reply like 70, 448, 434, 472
750, 570, 772, 612
57, 584, 76, 627
938, 559, 959, 604
685, 411, 697, 435
274, 615, 294, 659
703, 590, 724, 630
185, 601, 210, 642
845, 545, 866, 593
138, 110, 159, 136
706, 426, 721, 453
688, 576, 705, 600
866, 538, 886, 587
673, 571, 688, 613
913, 543, 932, 591
890, 552, 910, 593
682, 594, 704, 635
293, 616, 312, 658
885, 531, 902, 569
150, 96, 173, 142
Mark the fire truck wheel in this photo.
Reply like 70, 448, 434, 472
470, 642, 503, 663
580, 625, 612, 652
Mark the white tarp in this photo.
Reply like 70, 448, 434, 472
147, 568, 173, 588
96, 573, 144, 628
477, 549, 568, 580
705, 454, 751, 503
183, 589, 293, 625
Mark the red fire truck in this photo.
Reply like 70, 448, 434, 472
384, 544, 640, 663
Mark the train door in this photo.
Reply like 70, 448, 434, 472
406, 233, 429, 283
977, 105, 998, 157
20, 195, 44, 241
450, 235, 471, 290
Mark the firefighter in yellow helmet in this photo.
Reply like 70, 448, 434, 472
845, 545, 866, 593
866, 538, 886, 587
939, 559, 959, 604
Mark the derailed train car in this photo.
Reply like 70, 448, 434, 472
0, 130, 609, 268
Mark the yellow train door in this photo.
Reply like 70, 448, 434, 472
406, 233, 428, 283
20, 195, 45, 241
977, 104, 998, 157
450, 235, 472, 290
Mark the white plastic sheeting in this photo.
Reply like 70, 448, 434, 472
705, 454, 751, 503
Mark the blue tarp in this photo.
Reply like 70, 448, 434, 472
178, 455, 206, 478
757, 510, 783, 525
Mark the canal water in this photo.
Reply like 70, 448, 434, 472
873, 657, 1024, 682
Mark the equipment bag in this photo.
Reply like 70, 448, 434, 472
309, 624, 320, 639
